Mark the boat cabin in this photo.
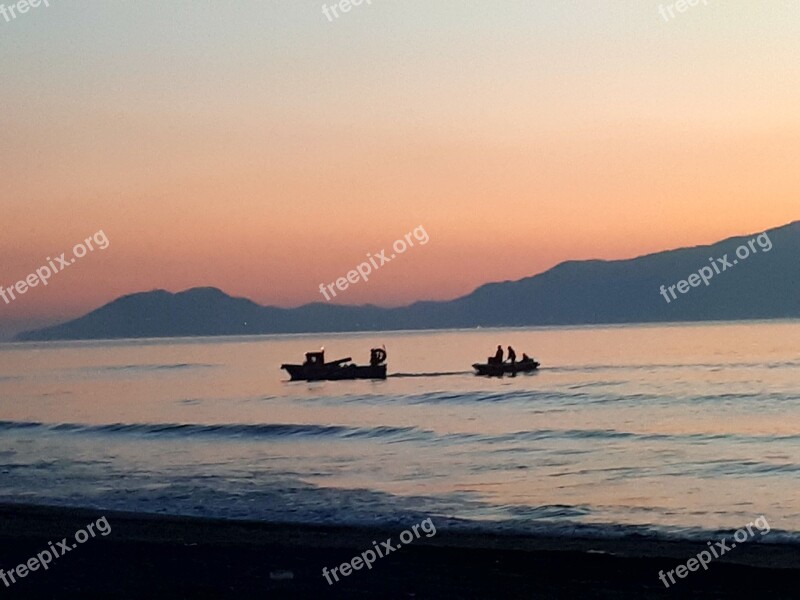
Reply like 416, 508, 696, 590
304, 351, 325, 366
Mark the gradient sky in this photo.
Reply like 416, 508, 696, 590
1, 1, 798, 336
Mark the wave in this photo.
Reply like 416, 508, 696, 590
0, 493, 797, 545
314, 389, 800, 408
0, 420, 440, 442
501, 428, 800, 444
1, 419, 798, 447
396, 390, 585, 404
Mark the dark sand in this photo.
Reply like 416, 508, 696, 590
0, 504, 797, 598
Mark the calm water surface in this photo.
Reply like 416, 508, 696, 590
0, 322, 798, 541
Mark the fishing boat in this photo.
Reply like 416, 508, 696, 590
472, 357, 540, 377
281, 348, 387, 381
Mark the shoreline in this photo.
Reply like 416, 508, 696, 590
1, 503, 797, 598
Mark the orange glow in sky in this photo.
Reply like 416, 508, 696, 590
1, 2, 798, 334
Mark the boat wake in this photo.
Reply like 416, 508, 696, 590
389, 371, 472, 378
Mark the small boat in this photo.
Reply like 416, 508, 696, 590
472, 358, 540, 377
281, 348, 387, 381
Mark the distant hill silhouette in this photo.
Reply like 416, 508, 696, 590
15, 221, 799, 341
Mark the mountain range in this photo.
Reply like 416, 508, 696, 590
15, 221, 799, 341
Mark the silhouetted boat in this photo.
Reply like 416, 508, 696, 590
281, 348, 387, 381
472, 358, 540, 377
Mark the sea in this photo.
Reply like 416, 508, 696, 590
1, 321, 798, 543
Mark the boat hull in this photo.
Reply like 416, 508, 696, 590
472, 360, 540, 377
281, 363, 387, 381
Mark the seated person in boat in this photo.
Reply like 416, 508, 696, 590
488, 346, 503, 364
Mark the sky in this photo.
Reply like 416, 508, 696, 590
1, 1, 798, 337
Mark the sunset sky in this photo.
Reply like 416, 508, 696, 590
1, 1, 798, 337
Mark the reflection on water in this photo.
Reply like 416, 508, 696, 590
0, 321, 798, 540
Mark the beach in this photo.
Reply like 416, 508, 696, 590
1, 504, 798, 598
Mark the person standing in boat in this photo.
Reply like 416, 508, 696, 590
494, 345, 504, 363
507, 346, 517, 365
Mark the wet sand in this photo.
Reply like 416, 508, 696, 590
0, 504, 797, 598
